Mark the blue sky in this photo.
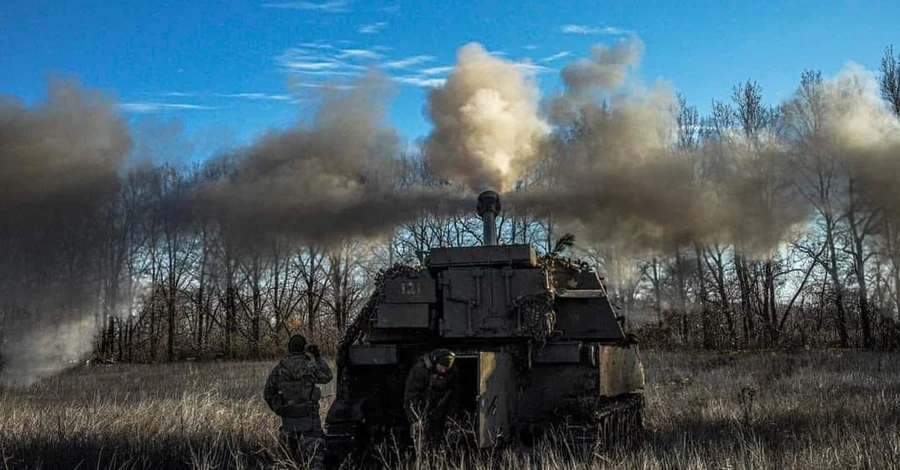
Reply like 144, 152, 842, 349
2, 0, 898, 156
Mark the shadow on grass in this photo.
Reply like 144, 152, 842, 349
645, 408, 900, 463
1, 434, 287, 470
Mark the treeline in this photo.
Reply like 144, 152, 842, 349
77, 46, 900, 358
87, 158, 496, 362
4, 48, 900, 366
614, 48, 900, 351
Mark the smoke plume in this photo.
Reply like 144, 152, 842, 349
818, 64, 900, 207
424, 43, 548, 193
0, 80, 130, 386
513, 37, 715, 253
562, 36, 643, 94
204, 74, 467, 245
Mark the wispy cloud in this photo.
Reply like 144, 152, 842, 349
214, 93, 295, 102
275, 42, 558, 91
419, 66, 452, 76
274, 43, 393, 76
514, 62, 551, 75
291, 62, 342, 71
540, 51, 571, 63
119, 102, 215, 114
298, 42, 336, 49
560, 24, 631, 35
337, 48, 383, 60
523, 45, 538, 51
288, 81, 355, 91
261, 1, 348, 12
358, 21, 387, 34
147, 91, 195, 97
393, 76, 445, 88
389, 61, 450, 88
384, 55, 435, 69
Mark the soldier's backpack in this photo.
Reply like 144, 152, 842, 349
274, 355, 322, 419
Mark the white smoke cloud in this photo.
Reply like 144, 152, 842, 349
424, 43, 549, 193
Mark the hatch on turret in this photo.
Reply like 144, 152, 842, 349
428, 244, 537, 268
439, 266, 548, 338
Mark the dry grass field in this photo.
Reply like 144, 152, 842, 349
1, 350, 899, 469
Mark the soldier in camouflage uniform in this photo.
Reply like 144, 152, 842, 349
264, 334, 333, 470
403, 348, 459, 449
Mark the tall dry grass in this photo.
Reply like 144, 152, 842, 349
1, 351, 899, 469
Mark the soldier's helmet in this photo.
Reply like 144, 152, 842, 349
431, 349, 455, 370
288, 334, 308, 354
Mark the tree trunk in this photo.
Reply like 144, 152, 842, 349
695, 245, 711, 348
225, 262, 237, 358
764, 260, 778, 345
166, 278, 176, 362
825, 221, 849, 347
674, 246, 688, 343
735, 255, 753, 346
252, 279, 262, 356
196, 286, 204, 352
847, 179, 873, 348
705, 246, 734, 340
854, 234, 873, 348
650, 257, 662, 325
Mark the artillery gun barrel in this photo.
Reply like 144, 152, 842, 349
476, 190, 501, 246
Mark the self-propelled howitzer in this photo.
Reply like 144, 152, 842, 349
324, 190, 644, 464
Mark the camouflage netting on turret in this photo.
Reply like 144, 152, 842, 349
512, 254, 596, 342
335, 264, 425, 396
512, 293, 555, 341
538, 254, 592, 292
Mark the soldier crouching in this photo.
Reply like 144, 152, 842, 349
404, 348, 459, 452
265, 334, 333, 470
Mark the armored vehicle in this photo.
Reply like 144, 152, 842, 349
324, 191, 644, 464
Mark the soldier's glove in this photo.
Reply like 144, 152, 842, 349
307, 344, 321, 358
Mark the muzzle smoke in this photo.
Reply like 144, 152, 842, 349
424, 43, 548, 193
0, 81, 130, 386
203, 74, 468, 245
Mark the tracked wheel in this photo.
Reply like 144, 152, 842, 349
564, 393, 644, 457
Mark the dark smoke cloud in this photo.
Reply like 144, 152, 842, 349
0, 80, 130, 386
516, 37, 836, 257
0, 82, 128, 209
561, 36, 644, 95
204, 73, 468, 245
817, 65, 900, 208
511, 38, 715, 254
549, 36, 646, 125
702, 128, 807, 256
513, 86, 713, 253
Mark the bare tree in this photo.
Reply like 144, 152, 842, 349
783, 70, 851, 347
327, 242, 370, 332
881, 45, 900, 116
297, 246, 329, 336
153, 165, 198, 362
269, 236, 304, 338
879, 45, 900, 318
236, 237, 268, 355
845, 177, 879, 347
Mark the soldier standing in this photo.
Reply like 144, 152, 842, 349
403, 348, 460, 449
264, 334, 333, 470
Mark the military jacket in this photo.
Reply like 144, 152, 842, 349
264, 353, 333, 418
403, 354, 460, 422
